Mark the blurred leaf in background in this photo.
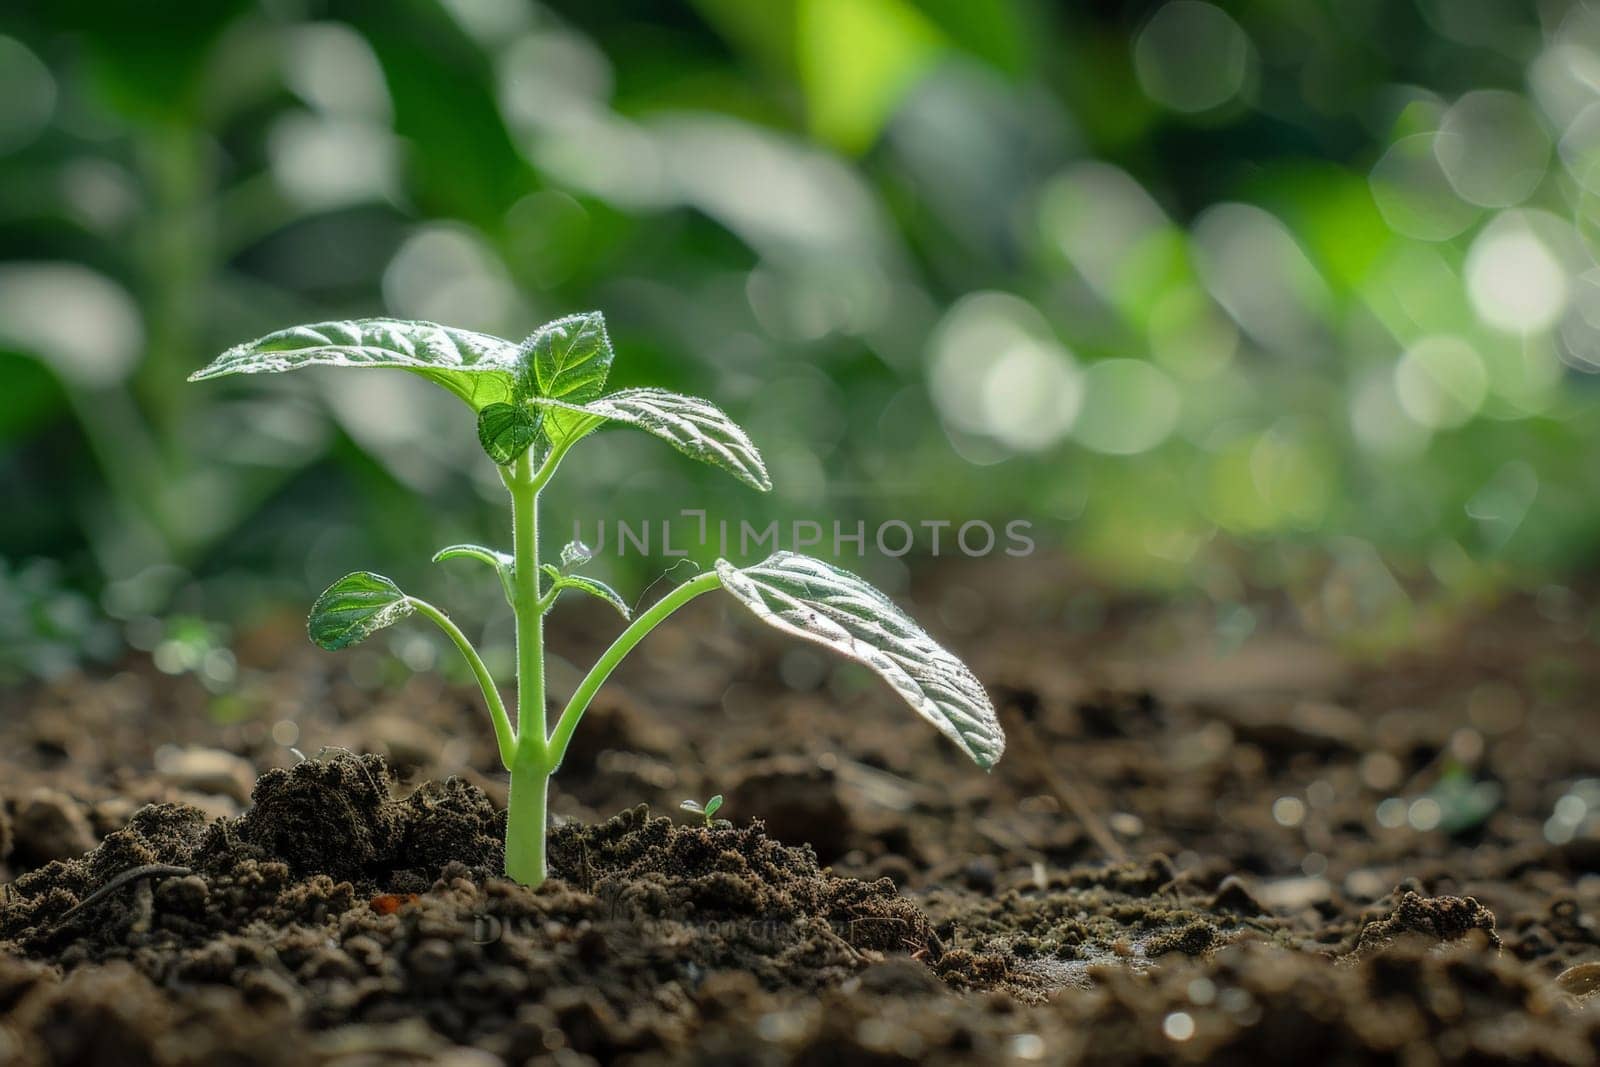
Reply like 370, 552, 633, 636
1, 0, 1599, 675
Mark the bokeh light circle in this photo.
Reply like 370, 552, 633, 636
1435, 91, 1550, 207
1394, 336, 1488, 428
0, 36, 55, 155
1370, 133, 1480, 241
1556, 100, 1600, 192
1464, 212, 1569, 334
1133, 2, 1253, 114
1071, 360, 1181, 455
929, 293, 1082, 453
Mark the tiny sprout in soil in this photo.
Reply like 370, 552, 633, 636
191, 314, 1005, 886
681, 794, 724, 826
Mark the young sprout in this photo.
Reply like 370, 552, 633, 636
680, 794, 724, 827
191, 313, 1004, 887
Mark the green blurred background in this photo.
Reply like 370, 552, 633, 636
2, 0, 1599, 686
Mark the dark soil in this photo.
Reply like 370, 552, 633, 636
2, 556, 1599, 1064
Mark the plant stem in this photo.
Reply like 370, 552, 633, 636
497, 434, 660, 887
507, 452, 546, 746
546, 570, 723, 773
406, 597, 515, 770
503, 449, 549, 886
504, 741, 548, 886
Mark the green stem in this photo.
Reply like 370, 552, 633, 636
498, 433, 622, 887
506, 452, 545, 746
503, 449, 549, 885
504, 742, 548, 887
407, 597, 515, 771
546, 570, 723, 773
529, 431, 583, 493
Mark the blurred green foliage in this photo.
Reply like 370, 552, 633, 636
1, 0, 1599, 673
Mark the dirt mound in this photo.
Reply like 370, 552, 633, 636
1352, 889, 1500, 954
0, 755, 956, 1063
549, 802, 933, 961
0, 756, 506, 958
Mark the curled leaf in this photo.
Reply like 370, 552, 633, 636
432, 544, 513, 571
476, 402, 541, 465
308, 571, 414, 651
715, 552, 1003, 768
540, 564, 631, 619
433, 544, 515, 603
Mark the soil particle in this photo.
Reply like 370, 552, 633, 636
548, 803, 935, 964
1555, 961, 1600, 999
10, 790, 96, 869
220, 753, 400, 882
726, 757, 855, 865
153, 746, 256, 804
1074, 690, 1163, 739
5, 959, 306, 1066
1209, 874, 1265, 915
1220, 699, 1368, 760
849, 957, 950, 997
1143, 919, 1220, 957
1352, 890, 1501, 955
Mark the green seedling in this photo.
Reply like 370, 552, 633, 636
190, 313, 1004, 886
681, 794, 724, 827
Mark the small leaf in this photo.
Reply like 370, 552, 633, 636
521, 311, 613, 402
433, 544, 515, 603
560, 540, 594, 568
714, 552, 1004, 768
542, 567, 632, 619
703, 794, 724, 818
531, 388, 771, 491
477, 402, 541, 465
190, 319, 520, 410
519, 312, 613, 442
308, 571, 414, 651
680, 799, 705, 815
432, 544, 514, 571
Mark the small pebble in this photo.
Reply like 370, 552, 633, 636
155, 746, 256, 804
1556, 961, 1600, 999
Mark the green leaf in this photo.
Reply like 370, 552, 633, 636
432, 544, 514, 571
476, 402, 541, 464
532, 388, 771, 491
433, 544, 515, 604
541, 564, 631, 619
521, 311, 613, 403
190, 319, 520, 410
308, 571, 415, 651
519, 312, 613, 442
715, 552, 1004, 768
703, 794, 724, 818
